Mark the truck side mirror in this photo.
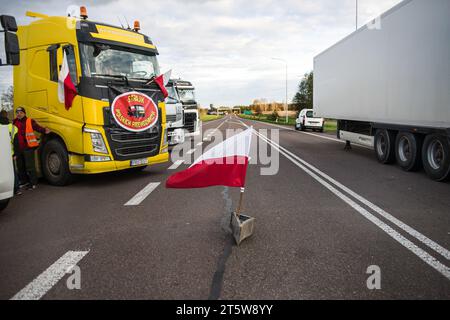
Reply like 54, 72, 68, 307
0, 15, 20, 66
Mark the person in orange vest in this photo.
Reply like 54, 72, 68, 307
12, 107, 50, 190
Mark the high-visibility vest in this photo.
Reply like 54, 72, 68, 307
8, 123, 17, 155
25, 118, 39, 148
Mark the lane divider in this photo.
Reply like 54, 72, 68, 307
125, 182, 161, 206
169, 160, 184, 170
11, 251, 89, 300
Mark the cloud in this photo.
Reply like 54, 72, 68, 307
0, 0, 402, 106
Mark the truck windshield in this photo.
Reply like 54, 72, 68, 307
306, 111, 314, 118
79, 43, 160, 80
166, 86, 179, 104
177, 88, 195, 102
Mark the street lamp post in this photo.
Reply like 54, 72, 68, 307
271, 58, 288, 124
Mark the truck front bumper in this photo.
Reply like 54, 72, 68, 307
69, 152, 169, 174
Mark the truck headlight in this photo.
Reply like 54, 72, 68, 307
84, 128, 108, 154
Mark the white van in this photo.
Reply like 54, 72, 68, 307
295, 109, 324, 132
0, 125, 14, 211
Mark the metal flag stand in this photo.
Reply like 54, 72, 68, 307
230, 187, 256, 245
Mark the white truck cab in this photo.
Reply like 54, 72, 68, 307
172, 80, 200, 137
0, 125, 14, 211
166, 81, 185, 145
296, 109, 324, 132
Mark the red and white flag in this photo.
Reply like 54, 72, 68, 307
166, 128, 253, 189
153, 69, 171, 99
58, 51, 78, 110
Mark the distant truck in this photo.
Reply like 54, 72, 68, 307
0, 8, 169, 186
314, 0, 450, 181
165, 80, 185, 145
171, 79, 200, 137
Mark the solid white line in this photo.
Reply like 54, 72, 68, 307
11, 251, 89, 300
186, 149, 195, 155
239, 118, 450, 260
256, 129, 450, 261
169, 160, 184, 170
125, 182, 161, 206
252, 129, 450, 280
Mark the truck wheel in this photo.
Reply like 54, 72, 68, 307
422, 134, 450, 182
375, 129, 396, 164
0, 199, 9, 211
395, 132, 422, 171
41, 139, 73, 186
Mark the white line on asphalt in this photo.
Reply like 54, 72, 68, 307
169, 160, 184, 170
196, 142, 203, 147
239, 118, 450, 260
251, 129, 450, 280
11, 251, 89, 300
186, 149, 195, 155
125, 182, 161, 206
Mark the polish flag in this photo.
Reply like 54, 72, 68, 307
58, 51, 78, 110
166, 128, 253, 189
153, 70, 171, 99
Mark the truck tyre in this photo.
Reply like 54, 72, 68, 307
41, 139, 73, 186
395, 132, 422, 171
374, 129, 396, 164
422, 134, 450, 182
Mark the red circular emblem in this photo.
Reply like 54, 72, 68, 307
111, 91, 159, 132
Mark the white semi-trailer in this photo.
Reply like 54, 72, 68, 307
314, 0, 450, 181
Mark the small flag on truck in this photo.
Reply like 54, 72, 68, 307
149, 70, 171, 99
58, 51, 78, 110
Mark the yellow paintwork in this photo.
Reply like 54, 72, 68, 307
13, 13, 168, 175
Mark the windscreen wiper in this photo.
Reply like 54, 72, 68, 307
93, 74, 129, 85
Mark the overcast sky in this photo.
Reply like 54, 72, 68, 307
0, 0, 402, 107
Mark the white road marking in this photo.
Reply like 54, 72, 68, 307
169, 160, 184, 170
186, 149, 195, 155
255, 128, 450, 261
125, 182, 161, 206
196, 142, 203, 147
11, 251, 89, 300
238, 119, 450, 279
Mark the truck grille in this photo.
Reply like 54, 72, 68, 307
103, 107, 162, 161
116, 144, 158, 157
184, 113, 197, 133
166, 115, 177, 123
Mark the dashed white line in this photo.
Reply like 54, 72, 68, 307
186, 149, 195, 155
169, 160, 184, 170
196, 142, 203, 147
125, 182, 161, 206
11, 251, 89, 300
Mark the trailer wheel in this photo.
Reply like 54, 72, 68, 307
41, 139, 73, 186
374, 129, 396, 164
395, 132, 422, 171
422, 134, 450, 182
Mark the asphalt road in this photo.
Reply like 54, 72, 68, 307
0, 114, 449, 300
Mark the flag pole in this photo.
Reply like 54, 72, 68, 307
236, 187, 245, 218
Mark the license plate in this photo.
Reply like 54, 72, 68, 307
131, 158, 148, 166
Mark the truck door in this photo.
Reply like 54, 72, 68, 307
26, 46, 49, 114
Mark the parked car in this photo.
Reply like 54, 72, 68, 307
295, 109, 324, 132
0, 125, 14, 211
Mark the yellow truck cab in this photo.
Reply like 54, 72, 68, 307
11, 8, 169, 185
